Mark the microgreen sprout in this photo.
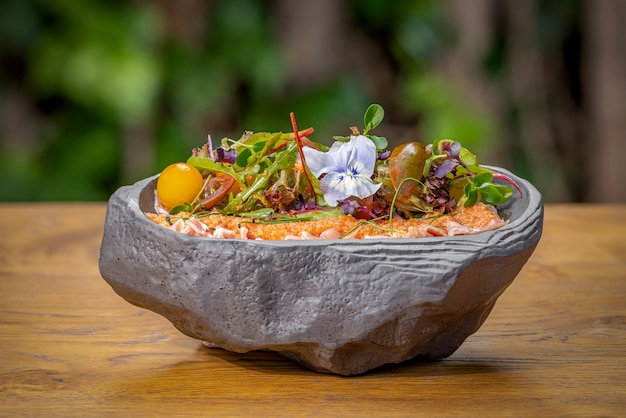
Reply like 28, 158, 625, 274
388, 176, 426, 231
463, 172, 514, 207
333, 103, 388, 150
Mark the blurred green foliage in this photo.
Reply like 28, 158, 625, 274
0, 0, 495, 201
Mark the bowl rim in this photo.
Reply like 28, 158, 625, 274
111, 165, 543, 249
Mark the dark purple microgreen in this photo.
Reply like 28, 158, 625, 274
434, 159, 459, 178
216, 147, 237, 164
448, 141, 461, 159
340, 203, 355, 215
377, 150, 391, 161
339, 199, 360, 215
293, 194, 306, 211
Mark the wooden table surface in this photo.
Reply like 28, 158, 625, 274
1, 203, 625, 417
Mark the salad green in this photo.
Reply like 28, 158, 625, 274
161, 104, 520, 226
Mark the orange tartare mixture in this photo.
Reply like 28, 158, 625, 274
146, 203, 506, 240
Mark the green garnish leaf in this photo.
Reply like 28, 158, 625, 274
235, 209, 341, 225
363, 103, 384, 133
459, 147, 478, 166
236, 148, 252, 167
462, 170, 514, 207
367, 134, 388, 150
187, 156, 245, 186
235, 208, 275, 218
473, 171, 493, 187
477, 184, 501, 205
464, 185, 479, 207
222, 141, 298, 213
170, 203, 193, 214
235, 134, 273, 167
492, 184, 513, 202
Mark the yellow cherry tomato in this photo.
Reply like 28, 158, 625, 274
156, 162, 204, 211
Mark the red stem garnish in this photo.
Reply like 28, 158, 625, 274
268, 127, 315, 154
493, 173, 523, 197
298, 127, 315, 138
290, 112, 317, 204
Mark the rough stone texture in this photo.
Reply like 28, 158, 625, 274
99, 167, 543, 375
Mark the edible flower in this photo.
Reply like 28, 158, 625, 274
302, 135, 381, 206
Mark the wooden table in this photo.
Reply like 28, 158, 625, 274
1, 203, 625, 417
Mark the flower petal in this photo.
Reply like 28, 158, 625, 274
302, 145, 337, 177
302, 135, 377, 178
348, 135, 377, 175
319, 171, 381, 206
302, 140, 353, 177
339, 173, 380, 201
303, 134, 380, 207
319, 173, 352, 206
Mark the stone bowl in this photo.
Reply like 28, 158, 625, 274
99, 166, 543, 376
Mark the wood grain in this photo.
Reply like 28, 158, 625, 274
1, 203, 625, 417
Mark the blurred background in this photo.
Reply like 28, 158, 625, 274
1, 0, 625, 202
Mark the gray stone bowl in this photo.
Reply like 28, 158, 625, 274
99, 166, 543, 376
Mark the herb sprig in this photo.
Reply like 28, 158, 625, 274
424, 139, 516, 208
333, 104, 389, 150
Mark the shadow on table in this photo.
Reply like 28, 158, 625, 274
196, 343, 505, 378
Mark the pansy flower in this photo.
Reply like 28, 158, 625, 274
302, 135, 381, 206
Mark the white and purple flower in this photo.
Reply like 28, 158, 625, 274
302, 135, 381, 207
